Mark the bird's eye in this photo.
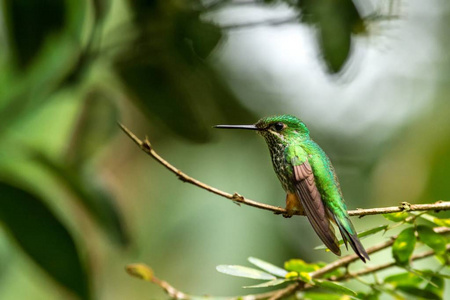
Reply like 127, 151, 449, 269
273, 122, 285, 132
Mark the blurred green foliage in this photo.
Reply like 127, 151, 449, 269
0, 0, 449, 299
211, 214, 449, 299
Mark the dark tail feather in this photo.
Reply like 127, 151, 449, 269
333, 214, 370, 263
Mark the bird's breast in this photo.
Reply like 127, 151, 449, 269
269, 143, 292, 192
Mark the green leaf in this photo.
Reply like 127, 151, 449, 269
216, 265, 276, 280
4, 0, 66, 68
248, 257, 288, 278
433, 218, 450, 227
416, 225, 447, 254
114, 2, 252, 143
424, 276, 444, 299
412, 269, 450, 280
397, 286, 441, 300
392, 227, 416, 265
298, 271, 313, 283
34, 153, 129, 246
0, 181, 90, 299
182, 16, 223, 59
358, 224, 389, 238
384, 272, 423, 287
297, 0, 365, 73
315, 225, 388, 250
302, 292, 346, 300
312, 279, 357, 297
243, 279, 287, 289
416, 213, 450, 227
362, 291, 381, 300
383, 212, 410, 222
66, 90, 119, 166
284, 259, 322, 273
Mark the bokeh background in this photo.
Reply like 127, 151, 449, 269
0, 0, 449, 299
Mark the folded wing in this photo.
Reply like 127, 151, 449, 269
292, 161, 341, 256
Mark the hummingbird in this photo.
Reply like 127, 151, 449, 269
215, 115, 369, 262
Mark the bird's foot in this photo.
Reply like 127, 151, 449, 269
282, 210, 295, 218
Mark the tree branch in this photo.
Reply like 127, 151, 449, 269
333, 243, 450, 281
310, 226, 449, 279
119, 124, 450, 218
119, 124, 450, 217
126, 227, 450, 300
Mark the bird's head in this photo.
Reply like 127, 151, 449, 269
215, 115, 310, 145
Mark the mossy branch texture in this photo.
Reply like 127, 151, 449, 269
119, 124, 450, 217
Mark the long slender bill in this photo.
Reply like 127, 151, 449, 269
214, 125, 259, 130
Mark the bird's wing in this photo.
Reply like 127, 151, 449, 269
291, 160, 341, 256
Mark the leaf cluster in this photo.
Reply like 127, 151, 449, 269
213, 211, 449, 300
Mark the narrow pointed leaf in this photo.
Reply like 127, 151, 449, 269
433, 218, 450, 227
315, 225, 388, 249
216, 265, 276, 280
411, 269, 450, 280
397, 286, 440, 300
357, 224, 389, 238
312, 279, 357, 296
302, 292, 346, 300
416, 225, 447, 254
384, 272, 423, 287
424, 276, 444, 299
383, 212, 410, 222
248, 257, 288, 278
417, 214, 450, 227
243, 279, 287, 289
392, 227, 416, 265
0, 182, 90, 299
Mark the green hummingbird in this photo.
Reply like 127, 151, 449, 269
215, 115, 369, 262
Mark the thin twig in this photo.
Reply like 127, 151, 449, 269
267, 283, 301, 300
119, 124, 450, 218
119, 123, 282, 213
333, 241, 450, 281
126, 228, 450, 300
310, 227, 449, 279
126, 264, 191, 299
152, 277, 190, 300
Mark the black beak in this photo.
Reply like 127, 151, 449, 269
214, 125, 259, 130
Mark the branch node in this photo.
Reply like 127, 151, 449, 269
177, 172, 188, 183
355, 208, 366, 219
400, 202, 412, 211
232, 193, 244, 206
434, 200, 444, 212
142, 138, 152, 151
